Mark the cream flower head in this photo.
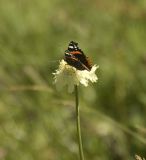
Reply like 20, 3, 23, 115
53, 60, 98, 93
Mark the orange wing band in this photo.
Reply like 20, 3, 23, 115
70, 51, 82, 55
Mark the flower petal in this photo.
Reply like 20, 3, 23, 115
53, 59, 98, 93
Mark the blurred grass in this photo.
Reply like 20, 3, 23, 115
0, 0, 146, 159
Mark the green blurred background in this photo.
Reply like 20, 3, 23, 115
0, 0, 146, 159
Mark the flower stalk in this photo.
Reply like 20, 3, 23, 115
75, 85, 84, 160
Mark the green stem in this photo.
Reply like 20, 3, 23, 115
75, 85, 85, 160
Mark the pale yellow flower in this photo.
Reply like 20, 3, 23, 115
135, 155, 145, 160
53, 60, 98, 93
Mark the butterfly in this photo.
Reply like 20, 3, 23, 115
64, 41, 92, 71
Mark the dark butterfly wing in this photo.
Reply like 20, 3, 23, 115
64, 41, 92, 71
69, 51, 92, 70
64, 52, 90, 71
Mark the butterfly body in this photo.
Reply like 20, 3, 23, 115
64, 41, 92, 71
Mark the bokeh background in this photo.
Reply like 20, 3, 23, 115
0, 0, 146, 159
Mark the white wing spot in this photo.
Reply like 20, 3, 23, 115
69, 46, 74, 49
65, 52, 70, 55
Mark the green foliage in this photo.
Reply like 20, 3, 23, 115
0, 0, 146, 159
